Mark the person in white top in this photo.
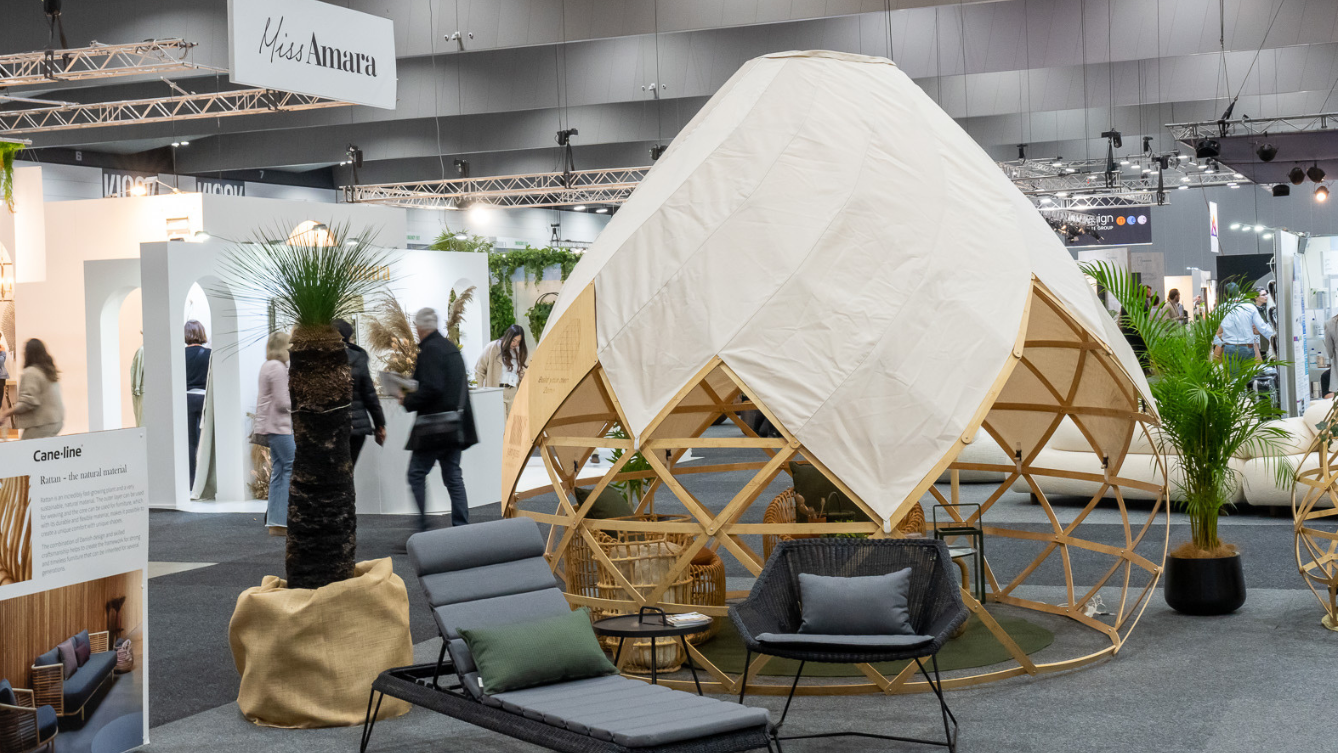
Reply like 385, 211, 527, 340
475, 324, 528, 416
1216, 283, 1274, 374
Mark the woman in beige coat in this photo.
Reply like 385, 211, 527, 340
0, 339, 64, 439
474, 324, 527, 416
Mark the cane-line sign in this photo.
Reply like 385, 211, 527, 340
227, 0, 397, 110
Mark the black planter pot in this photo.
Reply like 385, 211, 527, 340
1163, 553, 1245, 615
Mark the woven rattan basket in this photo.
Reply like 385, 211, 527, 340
565, 514, 693, 672
762, 488, 924, 561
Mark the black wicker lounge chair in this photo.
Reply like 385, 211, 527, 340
361, 517, 774, 753
731, 538, 969, 751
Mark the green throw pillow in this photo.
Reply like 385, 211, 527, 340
573, 485, 634, 519
459, 608, 617, 695
790, 462, 869, 523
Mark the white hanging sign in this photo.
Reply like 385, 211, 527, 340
227, 0, 397, 110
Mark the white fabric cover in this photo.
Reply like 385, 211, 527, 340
546, 51, 1150, 523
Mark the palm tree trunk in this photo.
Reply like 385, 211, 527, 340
286, 324, 355, 589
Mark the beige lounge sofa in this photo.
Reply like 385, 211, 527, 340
1005, 399, 1332, 508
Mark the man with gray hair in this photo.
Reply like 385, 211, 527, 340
401, 306, 477, 530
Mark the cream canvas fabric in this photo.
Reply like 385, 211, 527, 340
541, 51, 1150, 524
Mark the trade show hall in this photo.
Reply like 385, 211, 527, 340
2, 2, 1338, 753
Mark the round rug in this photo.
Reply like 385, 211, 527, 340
694, 612, 1054, 677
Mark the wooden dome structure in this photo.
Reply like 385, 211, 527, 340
502, 51, 1168, 695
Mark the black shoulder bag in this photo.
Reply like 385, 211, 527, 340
409, 373, 469, 448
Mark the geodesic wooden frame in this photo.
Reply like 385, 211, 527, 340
1291, 402, 1338, 632
502, 280, 1169, 695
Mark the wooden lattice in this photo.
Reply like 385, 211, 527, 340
504, 280, 1169, 695
1292, 403, 1338, 631
0, 475, 32, 586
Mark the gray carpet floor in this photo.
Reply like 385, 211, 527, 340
140, 431, 1335, 752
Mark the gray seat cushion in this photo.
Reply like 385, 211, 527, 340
756, 633, 934, 648
63, 651, 115, 709
485, 675, 770, 748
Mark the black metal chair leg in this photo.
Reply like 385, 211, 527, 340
360, 690, 384, 753
738, 648, 750, 703
776, 661, 805, 730
680, 636, 703, 695
650, 637, 658, 685
916, 656, 958, 753
432, 641, 448, 690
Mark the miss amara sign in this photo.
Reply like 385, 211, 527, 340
227, 0, 396, 110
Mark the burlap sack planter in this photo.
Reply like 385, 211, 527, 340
229, 557, 413, 728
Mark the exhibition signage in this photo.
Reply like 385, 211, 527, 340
1065, 208, 1152, 247
103, 169, 161, 198
227, 0, 397, 110
0, 429, 150, 751
197, 177, 246, 196
1209, 201, 1220, 254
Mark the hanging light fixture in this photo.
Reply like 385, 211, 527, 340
1316, 185, 1329, 202
1308, 163, 1326, 183
1289, 166, 1306, 185
1195, 138, 1220, 159
1256, 143, 1277, 162
1272, 184, 1290, 197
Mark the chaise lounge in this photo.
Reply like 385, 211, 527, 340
32, 630, 116, 721
361, 517, 773, 753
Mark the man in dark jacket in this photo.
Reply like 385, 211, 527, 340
335, 319, 386, 464
402, 307, 477, 531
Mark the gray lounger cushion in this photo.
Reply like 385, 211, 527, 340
408, 518, 546, 586
485, 675, 770, 748
756, 633, 934, 648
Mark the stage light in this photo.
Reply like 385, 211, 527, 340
1233, 173, 1244, 179
1055, 192, 1068, 197
1178, 154, 1190, 160
180, 141, 189, 146
595, 207, 609, 213
1290, 167, 1306, 185
1308, 164, 1326, 183
1229, 223, 1241, 230
1178, 185, 1188, 190
1255, 225, 1266, 232
1263, 232, 1274, 239
171, 142, 181, 147
1316, 185, 1329, 202
1051, 160, 1064, 167
573, 205, 587, 211
1181, 177, 1190, 183
1272, 184, 1290, 197
1256, 143, 1277, 162
1120, 159, 1130, 166
1040, 197, 1053, 204
1195, 138, 1220, 158
1228, 182, 1239, 188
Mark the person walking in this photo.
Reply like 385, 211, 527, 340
474, 323, 527, 416
403, 308, 477, 531
255, 331, 293, 535
183, 320, 211, 486
334, 319, 385, 464
1218, 282, 1274, 375
0, 339, 64, 439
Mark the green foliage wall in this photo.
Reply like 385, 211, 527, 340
430, 228, 583, 341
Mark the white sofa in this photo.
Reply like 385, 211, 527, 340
1007, 399, 1332, 508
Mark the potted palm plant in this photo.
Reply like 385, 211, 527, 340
1085, 263, 1291, 615
222, 223, 413, 727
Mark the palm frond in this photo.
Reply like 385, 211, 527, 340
1081, 261, 1286, 552
219, 221, 389, 339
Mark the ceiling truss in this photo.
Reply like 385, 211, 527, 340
0, 39, 218, 88
0, 88, 350, 135
345, 167, 652, 209
1167, 113, 1338, 141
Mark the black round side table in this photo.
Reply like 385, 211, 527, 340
592, 608, 708, 694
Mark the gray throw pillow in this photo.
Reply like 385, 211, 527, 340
56, 639, 78, 679
798, 569, 914, 636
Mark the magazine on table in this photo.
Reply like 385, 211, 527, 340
665, 612, 712, 626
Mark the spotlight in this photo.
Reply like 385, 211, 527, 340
1255, 225, 1265, 232
1039, 197, 1054, 204
595, 207, 608, 214
649, 144, 667, 161
1177, 185, 1188, 190
171, 142, 181, 147
1290, 166, 1307, 185
556, 128, 579, 146
1272, 184, 1290, 197
1317, 185, 1330, 202
1195, 138, 1220, 158
572, 205, 587, 211
1308, 163, 1326, 183
1256, 143, 1278, 162
1017, 144, 1027, 159
1178, 154, 1190, 160
180, 140, 189, 146
1263, 232, 1274, 239
1180, 177, 1190, 183
1055, 192, 1068, 198
346, 143, 363, 169
1229, 223, 1241, 230
1051, 160, 1064, 167
1101, 129, 1123, 149
1120, 159, 1130, 166
129, 183, 147, 197
1228, 182, 1239, 188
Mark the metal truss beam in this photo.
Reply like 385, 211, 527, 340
1002, 157, 1247, 209
1167, 113, 1338, 141
0, 39, 218, 89
0, 88, 350, 134
345, 167, 652, 209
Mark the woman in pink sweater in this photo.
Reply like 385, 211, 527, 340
255, 332, 292, 533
